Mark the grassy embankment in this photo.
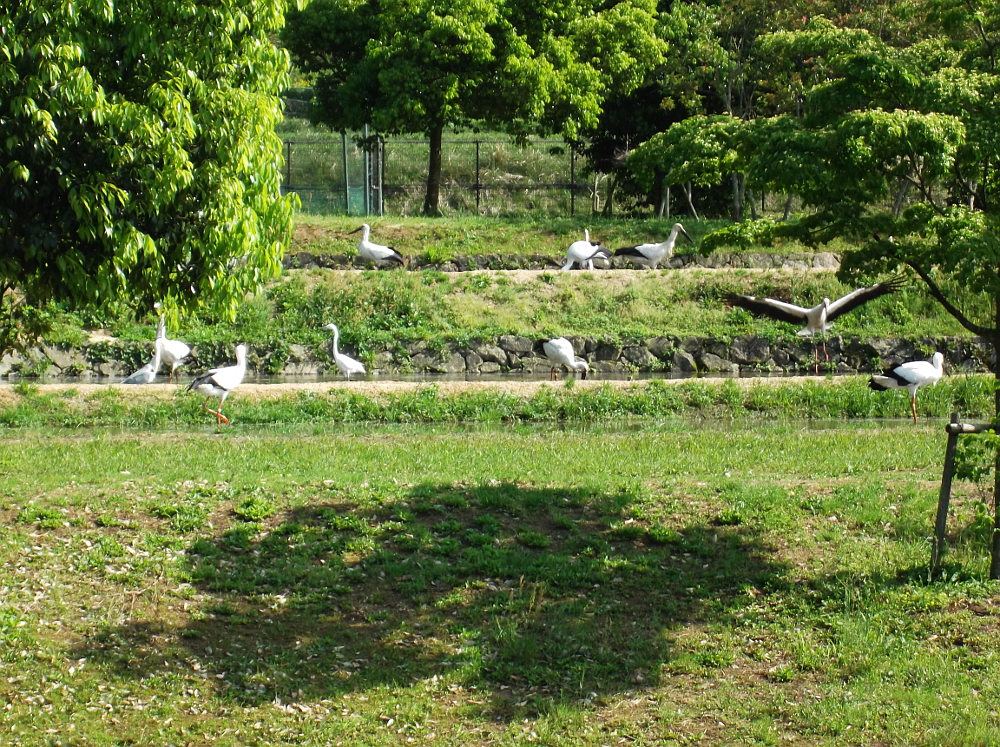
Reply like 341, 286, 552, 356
3, 422, 999, 745
289, 213, 829, 263
35, 216, 981, 373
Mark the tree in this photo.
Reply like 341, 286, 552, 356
0, 0, 295, 359
702, 7, 1000, 575
282, 0, 666, 215
626, 115, 742, 219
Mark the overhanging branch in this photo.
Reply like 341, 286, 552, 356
905, 260, 995, 337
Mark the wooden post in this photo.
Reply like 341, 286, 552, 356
931, 413, 960, 578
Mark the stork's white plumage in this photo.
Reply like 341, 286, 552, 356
869, 352, 944, 424
614, 222, 693, 269
561, 229, 611, 271
186, 344, 247, 426
348, 224, 405, 267
542, 337, 589, 380
121, 338, 163, 385
729, 278, 905, 368
324, 324, 366, 380
156, 311, 191, 383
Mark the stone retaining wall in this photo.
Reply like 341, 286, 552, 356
284, 250, 842, 272
3, 335, 989, 380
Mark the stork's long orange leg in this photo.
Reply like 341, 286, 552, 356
911, 395, 918, 425
201, 399, 227, 426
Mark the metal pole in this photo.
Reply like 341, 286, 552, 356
475, 140, 481, 214
363, 124, 371, 216
931, 413, 961, 578
379, 135, 386, 215
342, 132, 350, 215
570, 145, 576, 217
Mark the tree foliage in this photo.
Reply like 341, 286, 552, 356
282, 0, 666, 214
0, 0, 295, 357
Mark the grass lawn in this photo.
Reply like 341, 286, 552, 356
290, 214, 839, 262
3, 419, 999, 745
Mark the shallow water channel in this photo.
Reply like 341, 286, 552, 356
2, 367, 840, 387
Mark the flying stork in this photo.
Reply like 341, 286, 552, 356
728, 278, 906, 369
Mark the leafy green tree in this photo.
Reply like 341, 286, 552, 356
703, 6, 1000, 575
282, 0, 666, 215
0, 0, 295, 359
626, 114, 742, 219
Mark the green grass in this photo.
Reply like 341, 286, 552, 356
0, 375, 995, 428
2, 421, 1000, 745
67, 265, 979, 367
32, 215, 984, 366
290, 213, 837, 261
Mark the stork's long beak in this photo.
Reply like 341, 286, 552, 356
681, 227, 693, 243
347, 226, 363, 235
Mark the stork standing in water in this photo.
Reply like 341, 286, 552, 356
186, 344, 247, 426
324, 324, 366, 380
869, 352, 944, 424
154, 304, 191, 383
614, 222, 693, 269
121, 338, 163, 385
728, 278, 905, 370
561, 229, 611, 271
542, 337, 589, 380
348, 224, 405, 267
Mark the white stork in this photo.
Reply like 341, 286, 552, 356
121, 338, 163, 385
542, 338, 589, 380
186, 344, 247, 426
348, 224, 405, 267
728, 278, 905, 368
561, 229, 611, 271
613, 222, 693, 269
869, 352, 944, 424
324, 324, 366, 380
155, 305, 191, 383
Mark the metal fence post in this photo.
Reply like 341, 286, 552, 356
285, 141, 292, 188
475, 140, 481, 214
341, 132, 350, 215
570, 146, 576, 217
379, 135, 386, 215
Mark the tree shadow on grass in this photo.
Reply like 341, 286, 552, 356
72, 481, 790, 720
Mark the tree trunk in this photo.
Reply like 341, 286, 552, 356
748, 189, 759, 221
602, 175, 616, 217
992, 294, 1000, 579
731, 173, 744, 222
892, 176, 912, 218
683, 182, 700, 220
422, 123, 444, 216
783, 194, 794, 221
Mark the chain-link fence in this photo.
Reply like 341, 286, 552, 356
281, 136, 600, 217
